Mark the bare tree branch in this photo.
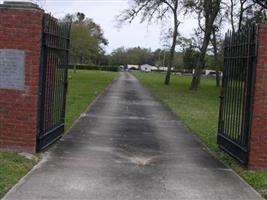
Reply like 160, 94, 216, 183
117, 0, 182, 85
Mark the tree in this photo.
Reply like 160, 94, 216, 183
254, 0, 267, 8
173, 52, 184, 69
77, 12, 85, 22
127, 47, 154, 65
66, 13, 108, 65
210, 10, 224, 87
244, 7, 267, 25
118, 0, 182, 85
183, 45, 199, 73
153, 49, 163, 68
109, 47, 128, 67
109, 47, 155, 67
177, 36, 196, 51
108, 47, 184, 70
211, 27, 220, 87
228, 0, 265, 32
228, 0, 247, 32
70, 23, 95, 64
184, 0, 221, 90
177, 36, 199, 72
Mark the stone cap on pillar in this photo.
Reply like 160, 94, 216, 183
0, 0, 42, 10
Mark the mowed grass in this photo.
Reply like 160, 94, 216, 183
133, 72, 267, 199
65, 70, 118, 129
0, 70, 118, 198
0, 153, 37, 198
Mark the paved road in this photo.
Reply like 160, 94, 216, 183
4, 72, 262, 200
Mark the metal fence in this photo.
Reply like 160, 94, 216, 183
218, 24, 258, 164
37, 14, 71, 151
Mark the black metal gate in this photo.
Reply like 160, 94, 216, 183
218, 25, 258, 164
37, 14, 71, 151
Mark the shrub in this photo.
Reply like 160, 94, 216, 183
68, 65, 119, 72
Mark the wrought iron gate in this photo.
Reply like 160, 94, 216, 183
37, 14, 71, 151
218, 25, 258, 164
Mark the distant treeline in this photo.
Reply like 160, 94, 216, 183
105, 46, 223, 72
63, 13, 224, 73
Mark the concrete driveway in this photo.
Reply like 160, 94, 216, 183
4, 72, 262, 200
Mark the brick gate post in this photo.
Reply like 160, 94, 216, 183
0, 2, 44, 153
249, 22, 267, 170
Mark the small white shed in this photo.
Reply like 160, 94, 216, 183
140, 64, 152, 72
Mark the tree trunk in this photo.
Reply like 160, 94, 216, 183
212, 28, 220, 87
190, 54, 205, 90
238, 0, 244, 31
216, 71, 220, 86
190, 29, 211, 90
164, 8, 179, 85
163, 50, 166, 67
189, 0, 221, 90
230, 0, 235, 32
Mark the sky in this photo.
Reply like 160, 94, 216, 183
32, 0, 198, 53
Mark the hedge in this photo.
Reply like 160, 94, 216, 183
68, 65, 120, 72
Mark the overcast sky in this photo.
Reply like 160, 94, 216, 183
40, 0, 198, 53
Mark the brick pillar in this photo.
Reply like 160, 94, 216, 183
0, 2, 44, 153
249, 22, 267, 170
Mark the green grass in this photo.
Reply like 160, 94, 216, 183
0, 70, 118, 198
65, 70, 118, 129
0, 153, 37, 198
133, 71, 267, 199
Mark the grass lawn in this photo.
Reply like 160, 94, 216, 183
0, 153, 37, 198
0, 70, 118, 198
133, 71, 267, 199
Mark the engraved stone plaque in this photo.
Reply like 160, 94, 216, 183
0, 49, 25, 90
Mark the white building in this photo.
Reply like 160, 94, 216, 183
204, 70, 223, 77
192, 69, 223, 77
140, 64, 152, 72
158, 67, 174, 72
159, 67, 168, 71
127, 65, 139, 70
150, 66, 158, 71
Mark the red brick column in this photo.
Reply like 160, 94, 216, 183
0, 3, 44, 153
249, 23, 267, 170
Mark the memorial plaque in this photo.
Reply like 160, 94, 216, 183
0, 49, 25, 90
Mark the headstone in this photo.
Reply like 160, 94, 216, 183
0, 49, 25, 90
